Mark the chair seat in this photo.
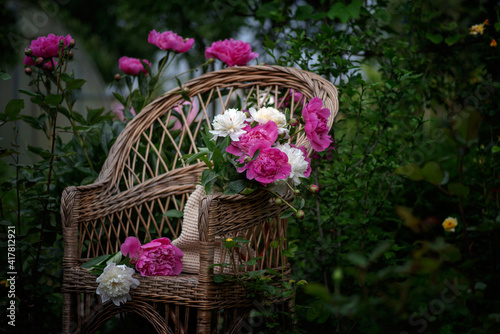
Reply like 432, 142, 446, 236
63, 265, 290, 310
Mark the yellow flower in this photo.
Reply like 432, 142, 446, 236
491, 39, 497, 47
225, 238, 233, 242
442, 217, 458, 232
469, 23, 485, 35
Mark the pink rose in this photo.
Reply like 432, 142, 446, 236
238, 142, 291, 185
205, 39, 259, 67
121, 236, 143, 264
119, 56, 151, 76
302, 97, 332, 152
148, 30, 194, 53
135, 238, 183, 276
226, 121, 279, 161
29, 34, 72, 58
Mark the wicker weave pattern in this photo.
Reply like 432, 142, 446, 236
61, 65, 338, 333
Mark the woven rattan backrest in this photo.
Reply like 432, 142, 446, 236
76, 65, 338, 260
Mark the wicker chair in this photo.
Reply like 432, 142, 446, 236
61, 65, 338, 334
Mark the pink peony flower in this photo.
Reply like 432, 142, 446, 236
302, 97, 332, 152
23, 56, 36, 66
205, 39, 259, 67
148, 30, 194, 53
135, 238, 183, 276
29, 33, 72, 59
170, 99, 200, 130
111, 101, 136, 121
226, 121, 279, 161
279, 89, 304, 108
119, 56, 151, 76
238, 142, 291, 185
120, 236, 143, 264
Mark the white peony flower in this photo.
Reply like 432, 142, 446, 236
249, 107, 288, 135
96, 263, 140, 306
210, 108, 249, 141
275, 143, 309, 186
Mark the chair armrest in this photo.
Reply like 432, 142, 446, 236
197, 189, 293, 282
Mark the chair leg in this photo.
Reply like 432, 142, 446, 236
197, 310, 212, 334
62, 292, 76, 334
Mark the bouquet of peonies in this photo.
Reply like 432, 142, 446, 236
184, 96, 332, 207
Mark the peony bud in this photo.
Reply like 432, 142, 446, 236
309, 184, 319, 194
289, 117, 299, 126
244, 156, 252, 163
208, 58, 215, 64
275, 198, 283, 205
114, 74, 121, 81
183, 88, 190, 95
67, 51, 74, 60
35, 57, 44, 65
25, 48, 32, 56
69, 38, 76, 48
294, 189, 300, 195
24, 67, 32, 75
296, 210, 305, 219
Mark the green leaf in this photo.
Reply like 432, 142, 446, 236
106, 252, 123, 265
445, 34, 460, 46
100, 121, 113, 154
45, 94, 63, 106
163, 210, 184, 218
138, 71, 148, 97
447, 183, 469, 197
346, 0, 362, 19
112, 92, 126, 106
422, 161, 444, 185
19, 89, 41, 98
66, 79, 86, 90
346, 252, 368, 268
244, 257, 263, 266
0, 71, 11, 80
492, 146, 500, 154
20, 114, 46, 131
426, 33, 443, 44
224, 180, 248, 195
213, 274, 225, 283
394, 163, 424, 181
256, 2, 282, 21
27, 145, 52, 159
495, 22, 500, 32
201, 169, 218, 188
306, 301, 330, 323
327, 3, 350, 23
4, 99, 24, 118
295, 5, 314, 21
81, 254, 111, 269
